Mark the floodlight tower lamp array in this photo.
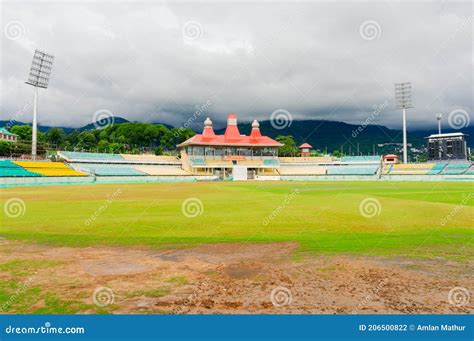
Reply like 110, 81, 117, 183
394, 82, 413, 164
25, 49, 55, 160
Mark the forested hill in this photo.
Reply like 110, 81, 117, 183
215, 120, 473, 154
1, 117, 472, 155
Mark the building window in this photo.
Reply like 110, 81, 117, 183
193, 147, 204, 155
205, 147, 214, 156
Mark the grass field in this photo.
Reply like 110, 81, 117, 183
1, 181, 473, 259
0, 181, 473, 314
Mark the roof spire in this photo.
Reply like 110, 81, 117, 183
250, 119, 262, 139
202, 117, 215, 138
224, 113, 241, 139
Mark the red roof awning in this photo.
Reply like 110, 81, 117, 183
177, 113, 283, 148
177, 134, 282, 147
299, 143, 312, 149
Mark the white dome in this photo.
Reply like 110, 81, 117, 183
204, 117, 213, 127
251, 120, 260, 128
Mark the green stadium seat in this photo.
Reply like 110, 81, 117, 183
190, 158, 206, 166
60, 151, 124, 161
263, 159, 279, 166
70, 163, 146, 176
427, 163, 447, 175
0, 160, 42, 177
440, 162, 472, 175
441, 169, 466, 175
341, 156, 381, 162
326, 166, 379, 175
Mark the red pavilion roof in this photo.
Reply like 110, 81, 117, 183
299, 143, 312, 149
177, 114, 283, 148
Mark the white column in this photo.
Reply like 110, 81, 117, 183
402, 108, 407, 164
32, 86, 38, 160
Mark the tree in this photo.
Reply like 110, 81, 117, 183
99, 129, 109, 141
156, 125, 174, 150
45, 128, 65, 148
417, 153, 428, 163
171, 127, 195, 145
77, 131, 96, 150
109, 142, 123, 154
10, 125, 32, 141
97, 140, 110, 153
62, 140, 72, 151
310, 150, 323, 157
0, 141, 12, 156
66, 130, 80, 146
153, 146, 164, 155
12, 121, 198, 154
276, 135, 298, 157
332, 149, 342, 158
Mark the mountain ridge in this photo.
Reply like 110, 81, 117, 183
1, 118, 472, 153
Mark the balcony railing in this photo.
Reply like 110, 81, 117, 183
185, 154, 278, 161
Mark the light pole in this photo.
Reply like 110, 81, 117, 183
436, 114, 442, 134
395, 82, 413, 164
25, 49, 54, 160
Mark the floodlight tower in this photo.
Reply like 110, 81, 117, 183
395, 82, 413, 164
25, 49, 55, 160
436, 114, 442, 134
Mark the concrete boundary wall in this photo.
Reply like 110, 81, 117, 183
280, 175, 379, 181
255, 175, 280, 181
280, 175, 474, 181
381, 174, 474, 181
1, 174, 473, 187
0, 175, 218, 187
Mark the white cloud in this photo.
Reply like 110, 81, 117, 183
0, 1, 471, 130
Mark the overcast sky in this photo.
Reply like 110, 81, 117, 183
1, 0, 472, 131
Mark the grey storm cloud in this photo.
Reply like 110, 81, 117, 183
0, 0, 472, 130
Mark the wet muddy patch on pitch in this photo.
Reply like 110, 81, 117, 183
0, 240, 472, 314
82, 260, 154, 276
223, 262, 263, 279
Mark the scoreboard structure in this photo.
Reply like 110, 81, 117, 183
426, 133, 469, 161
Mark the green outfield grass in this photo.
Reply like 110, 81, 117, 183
1, 181, 473, 259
